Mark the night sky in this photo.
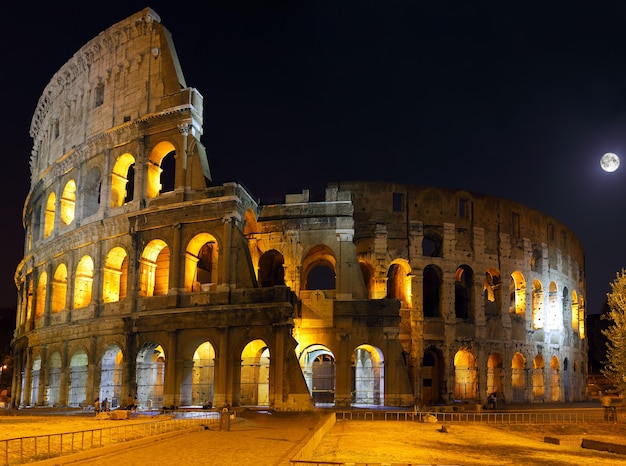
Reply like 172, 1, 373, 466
2, 1, 626, 314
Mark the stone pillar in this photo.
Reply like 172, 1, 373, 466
334, 332, 352, 407
163, 331, 177, 407
214, 327, 229, 406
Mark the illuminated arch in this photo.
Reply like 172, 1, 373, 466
258, 249, 285, 288
60, 180, 76, 226
51, 264, 67, 313
184, 233, 219, 292
487, 353, 504, 399
240, 339, 269, 406
30, 355, 42, 406
110, 153, 135, 207
45, 351, 62, 406
100, 345, 123, 409
136, 344, 166, 409
386, 259, 411, 309
182, 342, 216, 407
35, 271, 47, 319
102, 247, 128, 303
509, 271, 526, 315
571, 290, 579, 333
147, 141, 176, 198
44, 192, 56, 238
299, 344, 335, 405
550, 356, 561, 402
68, 350, 88, 407
301, 244, 336, 290
352, 344, 385, 406
511, 352, 527, 403
547, 281, 560, 330
532, 279, 544, 329
454, 348, 477, 400
73, 255, 94, 308
139, 239, 170, 297
532, 354, 545, 401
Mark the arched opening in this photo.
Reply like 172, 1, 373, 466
102, 247, 128, 303
532, 354, 545, 401
51, 264, 67, 313
421, 348, 443, 405
258, 249, 285, 287
352, 345, 384, 406
100, 345, 123, 410
68, 350, 88, 407
423, 265, 442, 317
73, 255, 94, 309
550, 356, 561, 402
240, 340, 269, 407
30, 356, 41, 406
302, 245, 336, 291
136, 344, 166, 410
111, 153, 135, 206
147, 142, 176, 198
60, 180, 76, 226
532, 279, 544, 329
184, 233, 219, 292
35, 271, 47, 320
45, 352, 62, 407
511, 352, 526, 403
454, 265, 473, 319
44, 192, 56, 238
454, 348, 477, 401
299, 344, 335, 405
509, 271, 526, 315
487, 353, 504, 401
140, 240, 170, 297
181, 342, 216, 407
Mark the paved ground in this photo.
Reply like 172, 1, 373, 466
5, 401, 624, 465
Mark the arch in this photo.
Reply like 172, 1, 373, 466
100, 345, 123, 409
352, 344, 385, 406
258, 249, 285, 288
532, 279, 544, 329
35, 271, 47, 319
487, 353, 504, 400
483, 267, 501, 315
386, 260, 411, 309
102, 247, 128, 303
147, 141, 176, 198
299, 344, 335, 405
44, 192, 56, 238
511, 352, 527, 403
359, 261, 375, 299
422, 231, 442, 257
301, 245, 336, 290
60, 180, 76, 226
421, 347, 444, 405
509, 271, 526, 315
532, 354, 545, 401
68, 350, 88, 407
73, 255, 94, 309
139, 239, 170, 297
181, 342, 216, 407
83, 166, 102, 217
550, 356, 561, 402
240, 339, 270, 407
45, 351, 62, 407
423, 265, 442, 317
184, 233, 219, 292
547, 281, 559, 330
454, 349, 477, 401
30, 355, 42, 406
111, 153, 136, 207
454, 264, 473, 319
571, 290, 579, 333
51, 264, 67, 313
136, 344, 166, 409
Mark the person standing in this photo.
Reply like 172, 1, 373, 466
94, 398, 100, 415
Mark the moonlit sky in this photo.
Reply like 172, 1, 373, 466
2, 1, 626, 313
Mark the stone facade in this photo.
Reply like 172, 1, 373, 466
11, 8, 587, 411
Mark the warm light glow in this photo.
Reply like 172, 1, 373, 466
44, 192, 56, 238
111, 153, 135, 207
73, 255, 94, 308
147, 141, 176, 198
60, 180, 76, 226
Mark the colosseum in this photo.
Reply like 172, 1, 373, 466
11, 8, 587, 411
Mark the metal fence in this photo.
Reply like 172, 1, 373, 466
335, 409, 620, 425
0, 414, 219, 465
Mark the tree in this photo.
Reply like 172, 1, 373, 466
601, 269, 626, 394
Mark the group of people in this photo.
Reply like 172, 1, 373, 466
93, 397, 110, 415
93, 395, 137, 415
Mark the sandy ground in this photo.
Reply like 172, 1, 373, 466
2, 409, 626, 465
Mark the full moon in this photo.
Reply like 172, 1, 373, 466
601, 152, 620, 172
